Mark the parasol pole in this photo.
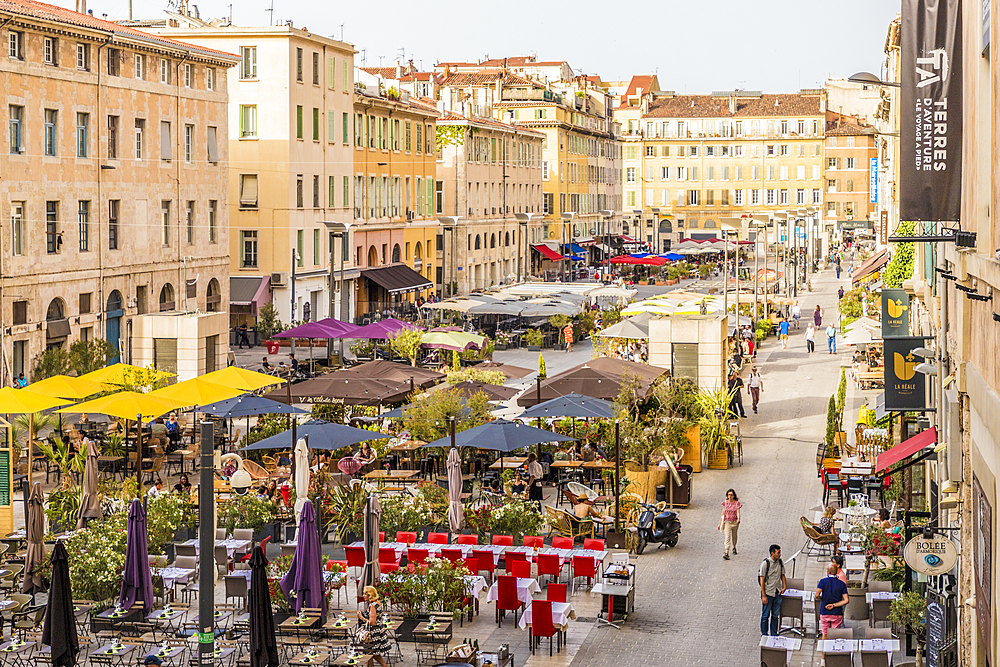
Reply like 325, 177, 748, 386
614, 421, 620, 534
136, 413, 144, 493
27, 413, 33, 489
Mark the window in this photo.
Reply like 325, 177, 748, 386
312, 107, 319, 141
846, 157, 856, 169
46, 201, 59, 254
9, 105, 22, 154
43, 37, 56, 65
626, 167, 636, 183
812, 189, 821, 204
690, 166, 698, 180
240, 46, 256, 79
107, 115, 118, 159
327, 56, 336, 90
313, 175, 320, 208
706, 146, 715, 157
416, 124, 423, 154
108, 199, 119, 250
296, 230, 304, 267
181, 200, 193, 244
160, 200, 171, 246
766, 166, 774, 181
12, 301, 27, 326
827, 157, 839, 169
706, 190, 714, 206
160, 121, 172, 160
135, 54, 144, 79
296, 47, 303, 82
405, 121, 411, 151
662, 145, 670, 156
766, 144, 775, 157
311, 51, 319, 85
184, 124, 193, 163
8, 31, 22, 59
707, 166, 714, 181
735, 121, 743, 136
661, 166, 670, 180
781, 120, 788, 135
645, 145, 655, 157
296, 105, 303, 139
734, 189, 744, 206
44, 109, 57, 156
343, 59, 349, 89
766, 189, 775, 205
107, 48, 120, 76
208, 200, 217, 243
689, 146, 698, 157
846, 179, 854, 192
735, 145, 744, 157
688, 190, 700, 206
797, 165, 805, 180
206, 125, 218, 163
827, 179, 838, 192
239, 105, 257, 138
313, 228, 320, 265
206, 67, 214, 90
134, 119, 145, 159
779, 189, 788, 206
296, 176, 304, 208
342, 112, 349, 143
159, 58, 170, 84
10, 202, 23, 256
750, 189, 760, 205
78, 200, 90, 251
797, 120, 806, 135
779, 165, 788, 180
183, 63, 192, 87
812, 165, 821, 179
779, 144, 789, 156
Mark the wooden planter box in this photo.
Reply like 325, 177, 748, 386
494, 344, 507, 351
527, 345, 542, 351
637, 280, 648, 285
706, 449, 729, 470
624, 468, 669, 503
680, 425, 702, 473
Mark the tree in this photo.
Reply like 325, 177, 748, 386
389, 326, 424, 366
68, 339, 117, 376
32, 347, 71, 381
882, 221, 916, 288
537, 354, 547, 380
402, 388, 492, 443
256, 302, 286, 340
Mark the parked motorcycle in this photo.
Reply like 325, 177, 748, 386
635, 502, 681, 554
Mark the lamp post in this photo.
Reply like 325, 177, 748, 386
560, 212, 576, 282
197, 421, 215, 667
290, 249, 299, 359
650, 207, 661, 255
600, 209, 614, 281
720, 220, 739, 317
322, 221, 352, 363
748, 214, 769, 321
437, 217, 461, 296
514, 213, 542, 284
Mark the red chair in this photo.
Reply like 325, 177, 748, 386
440, 548, 463, 563
551, 536, 573, 550
428, 532, 449, 544
511, 560, 531, 579
407, 548, 430, 565
472, 549, 496, 583
537, 553, 564, 584
396, 531, 417, 544
345, 546, 366, 581
527, 600, 560, 656
583, 538, 605, 551
240, 535, 270, 562
504, 550, 527, 573
495, 575, 523, 627
456, 534, 478, 545
378, 547, 400, 573
491, 535, 513, 547
523, 536, 544, 548
546, 583, 567, 603
379, 531, 385, 542
571, 555, 598, 594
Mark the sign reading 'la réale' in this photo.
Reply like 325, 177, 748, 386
882, 289, 910, 337
883, 336, 927, 411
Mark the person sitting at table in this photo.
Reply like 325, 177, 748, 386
816, 506, 838, 534
572, 500, 613, 526
508, 470, 526, 496
261, 479, 278, 502
581, 441, 597, 462
165, 413, 181, 452
356, 442, 376, 467
149, 418, 168, 449
173, 474, 192, 495
261, 357, 274, 373
873, 507, 891, 530
146, 478, 164, 499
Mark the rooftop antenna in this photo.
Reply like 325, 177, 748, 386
265, 0, 273, 26
397, 47, 405, 64
340, 24, 344, 41
360, 49, 366, 67
378, 55, 384, 67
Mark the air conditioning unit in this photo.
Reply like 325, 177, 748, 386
270, 272, 286, 287
406, 210, 415, 221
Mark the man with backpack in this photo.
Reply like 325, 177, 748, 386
759, 544, 787, 635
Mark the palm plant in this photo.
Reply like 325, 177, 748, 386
696, 386, 735, 453
36, 437, 87, 488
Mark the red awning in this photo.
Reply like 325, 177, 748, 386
610, 255, 638, 264
875, 427, 937, 473
619, 235, 638, 243
531, 244, 564, 261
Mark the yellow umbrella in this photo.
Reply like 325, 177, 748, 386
200, 366, 284, 392
147, 377, 245, 408
56, 391, 186, 421
79, 363, 175, 386
0, 387, 71, 413
27, 374, 104, 400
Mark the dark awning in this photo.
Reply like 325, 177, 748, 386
851, 249, 890, 283
46, 319, 70, 339
876, 426, 937, 473
361, 263, 432, 294
230, 276, 267, 306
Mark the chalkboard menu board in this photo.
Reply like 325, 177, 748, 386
926, 599, 944, 667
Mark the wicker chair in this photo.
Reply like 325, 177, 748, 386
799, 517, 839, 558
545, 506, 594, 543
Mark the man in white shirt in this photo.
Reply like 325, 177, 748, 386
526, 453, 544, 505
747, 367, 763, 414
791, 304, 802, 329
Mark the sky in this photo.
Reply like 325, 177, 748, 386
79, 0, 902, 92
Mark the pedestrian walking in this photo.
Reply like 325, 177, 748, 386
778, 318, 790, 350
805, 323, 816, 353
791, 303, 801, 329
747, 366, 763, 413
237, 322, 251, 349
835, 263, 841, 279
816, 563, 849, 638
813, 305, 823, 327
826, 323, 837, 354
759, 544, 786, 636
562, 324, 574, 353
727, 371, 746, 418
838, 286, 845, 300
718, 489, 742, 560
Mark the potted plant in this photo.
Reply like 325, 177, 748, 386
697, 387, 734, 470
218, 495, 278, 542
494, 331, 512, 351
525, 329, 544, 351
889, 591, 927, 665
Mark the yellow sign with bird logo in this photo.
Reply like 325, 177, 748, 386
882, 289, 911, 337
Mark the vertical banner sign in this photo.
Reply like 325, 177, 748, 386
883, 336, 927, 410
869, 157, 879, 204
972, 474, 992, 658
881, 288, 910, 337
900, 0, 963, 222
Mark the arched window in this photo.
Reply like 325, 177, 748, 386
368, 246, 378, 267
475, 235, 481, 250
505, 232, 510, 247
206, 278, 221, 313
391, 244, 401, 263
622, 222, 630, 236
159, 284, 175, 312
414, 242, 422, 260
658, 220, 672, 234
106, 290, 123, 313
703, 219, 717, 229
490, 234, 496, 249
46, 298, 65, 321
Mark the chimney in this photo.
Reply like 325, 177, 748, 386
396, 63, 403, 79
75, 0, 87, 13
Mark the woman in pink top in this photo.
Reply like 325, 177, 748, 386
718, 488, 743, 560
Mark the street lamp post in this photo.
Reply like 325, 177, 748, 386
720, 220, 739, 318
560, 212, 576, 282
600, 209, 614, 281
514, 213, 542, 284
197, 421, 215, 667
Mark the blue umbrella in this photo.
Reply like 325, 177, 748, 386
518, 393, 616, 420
423, 418, 575, 452
661, 253, 684, 261
280, 500, 326, 615
119, 499, 155, 615
200, 394, 307, 419
241, 420, 391, 451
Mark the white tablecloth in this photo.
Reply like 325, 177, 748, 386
154, 567, 195, 589
782, 588, 816, 602
486, 577, 540, 605
182, 538, 252, 558
518, 601, 576, 629
866, 591, 900, 603
759, 635, 801, 650
464, 575, 488, 597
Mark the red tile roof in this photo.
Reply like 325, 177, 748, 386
0, 0, 237, 60
645, 92, 823, 119
360, 66, 401, 79
625, 74, 657, 97
436, 109, 544, 136
440, 69, 537, 88
646, 95, 733, 118
733, 93, 822, 117
479, 56, 568, 68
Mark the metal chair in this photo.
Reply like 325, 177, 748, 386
870, 598, 893, 629
869, 581, 892, 592
175, 543, 197, 558
823, 472, 845, 506
224, 574, 248, 608
778, 594, 804, 636
760, 646, 788, 667
860, 651, 890, 667
827, 627, 854, 639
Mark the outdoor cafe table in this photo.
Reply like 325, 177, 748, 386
413, 619, 452, 642
144, 645, 185, 664
192, 609, 232, 628
96, 606, 141, 626
362, 470, 421, 484
860, 638, 900, 654
0, 639, 34, 667
818, 639, 857, 654
91, 643, 138, 667
331, 654, 372, 666
506, 546, 608, 567
153, 567, 196, 589
518, 600, 576, 630
486, 577, 541, 605
866, 591, 901, 603
290, 650, 331, 666
147, 607, 186, 633
781, 588, 816, 602
280, 613, 321, 635
489, 457, 528, 470
760, 635, 801, 663
388, 440, 424, 469
0, 600, 17, 614
179, 537, 252, 558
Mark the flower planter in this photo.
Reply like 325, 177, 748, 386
494, 344, 508, 351
624, 468, 669, 503
527, 345, 542, 351
846, 585, 869, 620
637, 281, 648, 285
706, 449, 729, 470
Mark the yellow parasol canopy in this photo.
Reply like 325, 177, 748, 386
57, 391, 187, 421
0, 387, 71, 414
26, 374, 105, 400
200, 366, 285, 392
78, 363, 175, 386
147, 377, 246, 408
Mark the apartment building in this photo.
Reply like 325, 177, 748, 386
823, 113, 878, 242
616, 90, 826, 252
152, 17, 356, 327
435, 111, 544, 294
351, 71, 439, 318
0, 0, 237, 382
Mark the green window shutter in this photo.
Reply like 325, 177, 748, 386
343, 176, 349, 209
313, 108, 320, 140
426, 179, 433, 216
328, 112, 335, 142
329, 176, 335, 207
296, 106, 303, 139
314, 228, 320, 264
327, 56, 335, 89
342, 113, 348, 143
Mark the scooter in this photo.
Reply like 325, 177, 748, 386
634, 502, 681, 554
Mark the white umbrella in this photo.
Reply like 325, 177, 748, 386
842, 327, 877, 346
446, 448, 463, 534
293, 438, 310, 535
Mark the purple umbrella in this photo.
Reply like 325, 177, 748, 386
275, 318, 360, 339
280, 500, 326, 616
119, 499, 155, 615
350, 318, 422, 340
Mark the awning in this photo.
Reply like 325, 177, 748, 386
876, 426, 937, 473
619, 235, 638, 243
595, 243, 611, 253
851, 249, 890, 283
576, 236, 596, 246
361, 263, 432, 294
564, 243, 587, 255
46, 319, 70, 339
874, 392, 887, 421
532, 244, 564, 261
230, 276, 269, 306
